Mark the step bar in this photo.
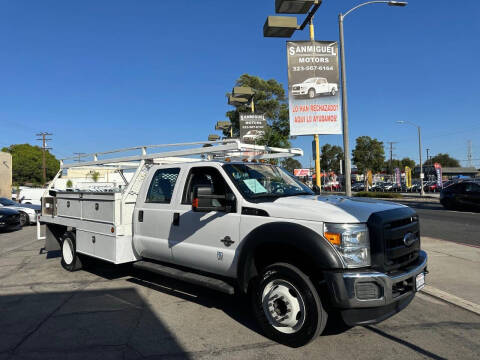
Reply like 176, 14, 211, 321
133, 260, 235, 295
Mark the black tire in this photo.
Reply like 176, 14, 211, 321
330, 88, 336, 96
250, 263, 327, 347
61, 232, 83, 271
308, 88, 316, 98
18, 212, 29, 227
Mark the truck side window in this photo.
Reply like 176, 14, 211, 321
182, 167, 234, 207
146, 168, 180, 204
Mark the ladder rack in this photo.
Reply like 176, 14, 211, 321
59, 139, 303, 169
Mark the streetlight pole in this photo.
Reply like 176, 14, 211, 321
338, 13, 351, 196
338, 1, 407, 197
417, 125, 425, 196
397, 120, 424, 196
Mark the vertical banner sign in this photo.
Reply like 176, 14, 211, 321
405, 166, 412, 188
287, 41, 342, 136
395, 168, 401, 186
239, 114, 267, 144
434, 163, 443, 188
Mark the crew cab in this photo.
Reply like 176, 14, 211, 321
38, 141, 427, 347
291, 77, 338, 98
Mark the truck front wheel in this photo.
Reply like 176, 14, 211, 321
308, 88, 316, 98
251, 263, 327, 347
61, 232, 83, 272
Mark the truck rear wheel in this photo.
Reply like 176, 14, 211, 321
251, 263, 327, 347
61, 232, 83, 272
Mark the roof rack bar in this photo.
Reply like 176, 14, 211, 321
61, 142, 241, 169
61, 139, 240, 162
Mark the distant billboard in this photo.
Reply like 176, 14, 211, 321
239, 113, 267, 144
287, 40, 342, 136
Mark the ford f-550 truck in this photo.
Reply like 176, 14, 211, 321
291, 77, 338, 98
38, 140, 427, 347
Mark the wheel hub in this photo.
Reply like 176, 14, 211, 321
62, 238, 74, 265
262, 280, 306, 334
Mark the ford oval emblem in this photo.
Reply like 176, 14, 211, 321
403, 232, 417, 247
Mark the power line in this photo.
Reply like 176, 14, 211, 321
36, 132, 52, 186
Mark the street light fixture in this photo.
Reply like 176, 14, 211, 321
215, 121, 233, 138
263, 16, 298, 38
232, 86, 256, 113
275, 0, 315, 14
208, 134, 220, 142
228, 95, 248, 107
396, 120, 425, 196
338, 1, 407, 197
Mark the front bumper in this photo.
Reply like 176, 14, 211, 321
324, 250, 427, 326
292, 89, 307, 95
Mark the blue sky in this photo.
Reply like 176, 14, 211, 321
1, 0, 479, 168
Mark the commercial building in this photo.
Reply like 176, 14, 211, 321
0, 152, 13, 198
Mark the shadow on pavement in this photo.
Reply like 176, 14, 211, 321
0, 287, 190, 359
365, 325, 447, 360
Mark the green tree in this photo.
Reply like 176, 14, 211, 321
1, 144, 60, 185
91, 171, 100, 182
281, 157, 302, 174
226, 74, 290, 148
401, 157, 416, 169
387, 157, 416, 171
426, 153, 460, 167
320, 144, 344, 172
352, 136, 385, 174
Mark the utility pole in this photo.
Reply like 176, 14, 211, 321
467, 141, 472, 167
387, 142, 398, 176
36, 132, 52, 186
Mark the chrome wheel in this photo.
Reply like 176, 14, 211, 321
62, 238, 74, 265
261, 279, 306, 334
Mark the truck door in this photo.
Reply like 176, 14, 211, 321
316, 78, 327, 94
133, 167, 181, 262
170, 166, 240, 276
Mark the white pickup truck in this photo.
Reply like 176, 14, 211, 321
39, 140, 427, 347
291, 77, 338, 98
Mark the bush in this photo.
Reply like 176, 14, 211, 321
354, 191, 402, 199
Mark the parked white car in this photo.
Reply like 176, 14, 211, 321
17, 188, 46, 206
292, 77, 338, 98
0, 197, 39, 226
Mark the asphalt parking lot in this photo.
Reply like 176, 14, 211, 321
1, 226, 479, 359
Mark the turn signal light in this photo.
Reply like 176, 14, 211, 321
192, 198, 198, 208
324, 232, 341, 246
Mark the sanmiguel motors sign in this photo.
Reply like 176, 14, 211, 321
287, 41, 342, 136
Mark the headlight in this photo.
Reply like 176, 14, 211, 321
324, 223, 370, 268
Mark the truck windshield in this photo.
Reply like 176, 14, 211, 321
223, 163, 313, 200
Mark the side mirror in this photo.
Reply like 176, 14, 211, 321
192, 185, 228, 212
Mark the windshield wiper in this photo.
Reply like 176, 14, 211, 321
249, 193, 283, 199
282, 192, 314, 197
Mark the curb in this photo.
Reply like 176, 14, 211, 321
421, 285, 480, 316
